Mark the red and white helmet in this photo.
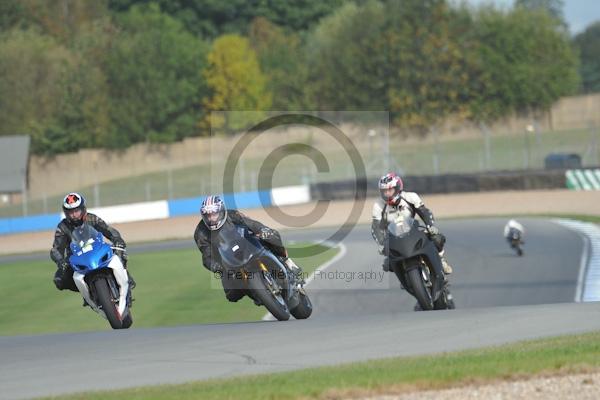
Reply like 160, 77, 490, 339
378, 173, 403, 206
62, 192, 87, 226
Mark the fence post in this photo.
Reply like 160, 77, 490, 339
21, 176, 28, 217
93, 183, 100, 208
589, 122, 599, 166
167, 167, 174, 200
145, 180, 151, 202
431, 126, 440, 175
480, 122, 492, 171
523, 126, 532, 169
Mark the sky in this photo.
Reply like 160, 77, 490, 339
462, 0, 600, 34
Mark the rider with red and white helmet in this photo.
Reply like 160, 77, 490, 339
371, 173, 453, 275
50, 192, 135, 294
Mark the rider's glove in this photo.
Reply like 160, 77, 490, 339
57, 260, 69, 273
113, 242, 127, 260
258, 227, 275, 240
210, 261, 223, 274
377, 244, 385, 255
427, 225, 440, 236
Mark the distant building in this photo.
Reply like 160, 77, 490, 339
0, 136, 30, 205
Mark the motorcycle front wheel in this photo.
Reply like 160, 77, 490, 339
249, 270, 290, 321
93, 278, 132, 329
290, 289, 313, 319
407, 267, 433, 311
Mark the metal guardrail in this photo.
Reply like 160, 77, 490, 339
309, 169, 570, 201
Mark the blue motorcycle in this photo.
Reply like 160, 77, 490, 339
69, 224, 133, 329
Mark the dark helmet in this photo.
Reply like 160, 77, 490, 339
62, 192, 87, 226
200, 195, 227, 231
378, 172, 403, 206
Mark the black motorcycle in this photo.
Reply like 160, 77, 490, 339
507, 228, 524, 256
385, 217, 455, 311
216, 222, 312, 321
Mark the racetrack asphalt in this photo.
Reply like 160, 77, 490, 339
1, 218, 598, 400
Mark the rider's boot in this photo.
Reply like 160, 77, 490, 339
246, 291, 263, 306
439, 251, 453, 275
283, 257, 304, 284
382, 256, 392, 272
128, 275, 136, 290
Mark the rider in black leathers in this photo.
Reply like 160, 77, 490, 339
194, 195, 300, 303
50, 192, 132, 292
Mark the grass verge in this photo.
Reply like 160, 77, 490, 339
0, 242, 338, 336
39, 330, 600, 400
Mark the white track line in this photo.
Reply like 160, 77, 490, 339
262, 241, 348, 321
552, 219, 600, 302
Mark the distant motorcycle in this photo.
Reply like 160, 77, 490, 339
385, 216, 455, 311
69, 224, 133, 329
216, 222, 312, 321
507, 228, 524, 256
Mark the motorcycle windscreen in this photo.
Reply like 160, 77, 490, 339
70, 224, 101, 250
387, 215, 416, 237
69, 224, 111, 271
216, 223, 261, 269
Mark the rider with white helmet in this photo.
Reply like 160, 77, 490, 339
371, 173, 453, 275
194, 195, 302, 304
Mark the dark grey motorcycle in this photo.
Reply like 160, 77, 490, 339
216, 222, 312, 321
385, 217, 455, 311
507, 228, 524, 256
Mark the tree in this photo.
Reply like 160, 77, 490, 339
307, 1, 388, 111
15, 0, 111, 42
470, 6, 579, 120
514, 0, 565, 22
201, 34, 272, 133
105, 4, 209, 145
0, 30, 75, 154
384, 0, 476, 127
249, 17, 312, 110
107, 0, 344, 38
307, 0, 474, 128
574, 22, 600, 93
0, 2, 126, 156
0, 0, 26, 32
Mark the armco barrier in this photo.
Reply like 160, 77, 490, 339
167, 190, 272, 217
0, 188, 301, 236
309, 169, 568, 200
91, 201, 169, 224
0, 213, 63, 235
270, 185, 311, 206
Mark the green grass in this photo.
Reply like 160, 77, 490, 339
39, 330, 600, 400
2, 127, 597, 217
0, 242, 338, 336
